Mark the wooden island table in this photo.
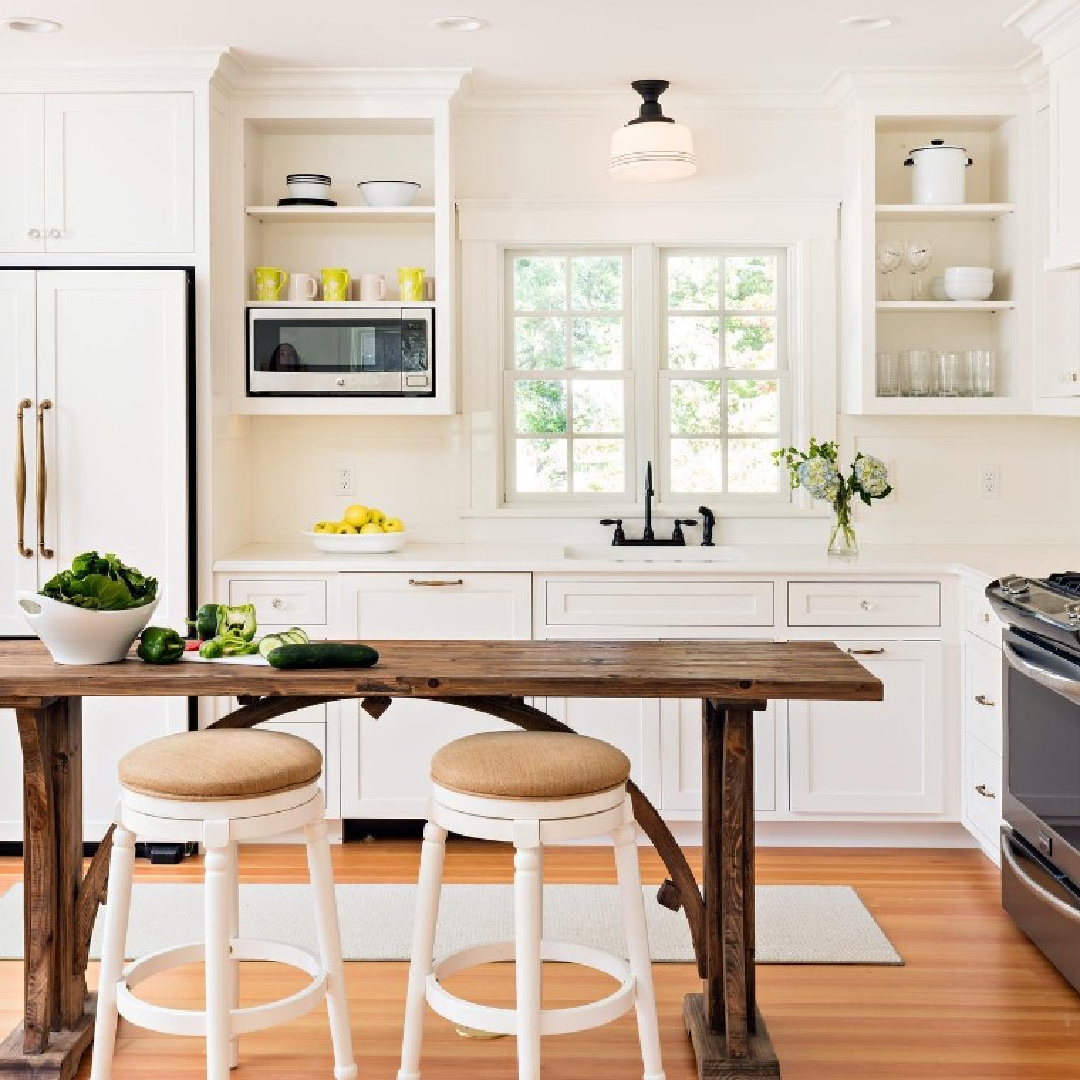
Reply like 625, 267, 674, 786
0, 637, 881, 1080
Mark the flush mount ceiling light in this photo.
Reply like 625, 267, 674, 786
838, 14, 899, 30
429, 14, 488, 31
609, 80, 696, 182
3, 15, 61, 31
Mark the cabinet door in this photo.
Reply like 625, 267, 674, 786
43, 93, 194, 254
659, 699, 777, 813
1048, 48, 1080, 270
340, 572, 532, 818
37, 270, 190, 838
0, 96, 44, 253
788, 639, 944, 815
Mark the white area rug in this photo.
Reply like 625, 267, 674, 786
0, 883, 900, 966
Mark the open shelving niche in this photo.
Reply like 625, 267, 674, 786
841, 110, 1030, 415
231, 103, 457, 416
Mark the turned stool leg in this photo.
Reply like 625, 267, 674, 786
613, 805, 665, 1080
513, 830, 543, 1080
225, 840, 240, 1070
398, 821, 448, 1080
305, 818, 358, 1080
203, 825, 232, 1080
89, 822, 136, 1080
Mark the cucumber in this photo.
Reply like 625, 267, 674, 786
281, 628, 310, 645
257, 633, 285, 658
266, 642, 379, 670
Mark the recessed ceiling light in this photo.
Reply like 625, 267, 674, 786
4, 15, 62, 32
429, 14, 488, 31
839, 14, 899, 31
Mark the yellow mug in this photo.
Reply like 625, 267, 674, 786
253, 266, 288, 301
321, 267, 351, 302
398, 266, 425, 302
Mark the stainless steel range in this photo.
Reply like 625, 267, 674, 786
987, 573, 1080, 993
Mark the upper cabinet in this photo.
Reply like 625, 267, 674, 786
0, 93, 194, 256
840, 97, 1032, 416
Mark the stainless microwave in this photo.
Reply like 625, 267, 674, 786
247, 306, 434, 397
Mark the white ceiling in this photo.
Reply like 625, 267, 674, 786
0, 0, 1035, 94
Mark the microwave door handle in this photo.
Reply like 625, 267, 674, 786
1004, 641, 1080, 703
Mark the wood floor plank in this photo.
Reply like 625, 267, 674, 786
0, 843, 1078, 1080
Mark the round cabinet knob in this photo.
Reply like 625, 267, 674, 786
26, 227, 41, 240
859, 599, 874, 611
46, 227, 62, 240
272, 597, 285, 610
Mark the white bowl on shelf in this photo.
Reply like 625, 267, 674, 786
302, 529, 409, 554
357, 181, 420, 207
944, 280, 994, 301
17, 592, 159, 665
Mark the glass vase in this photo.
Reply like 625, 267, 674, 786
827, 497, 858, 561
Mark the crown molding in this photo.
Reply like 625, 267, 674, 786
0, 46, 227, 89
824, 66, 1032, 110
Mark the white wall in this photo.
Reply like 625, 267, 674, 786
238, 103, 1080, 550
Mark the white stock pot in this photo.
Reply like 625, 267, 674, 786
903, 139, 972, 205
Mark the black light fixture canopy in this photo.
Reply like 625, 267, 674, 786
626, 80, 676, 125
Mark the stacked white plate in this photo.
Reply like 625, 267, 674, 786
943, 266, 994, 302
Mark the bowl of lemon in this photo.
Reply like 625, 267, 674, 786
303, 504, 408, 553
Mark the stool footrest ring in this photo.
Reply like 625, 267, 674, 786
426, 940, 636, 1037
115, 938, 328, 1037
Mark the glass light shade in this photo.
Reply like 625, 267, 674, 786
609, 119, 696, 181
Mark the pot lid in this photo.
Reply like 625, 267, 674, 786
907, 139, 968, 154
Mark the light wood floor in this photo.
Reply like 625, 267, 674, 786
2, 843, 1079, 1079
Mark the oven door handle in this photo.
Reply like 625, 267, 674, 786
1003, 641, 1080, 703
1002, 834, 1080, 923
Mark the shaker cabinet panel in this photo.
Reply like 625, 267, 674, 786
1048, 48, 1080, 269
0, 96, 44, 253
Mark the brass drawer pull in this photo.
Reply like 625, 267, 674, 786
975, 694, 997, 707
15, 398, 32, 558
847, 646, 885, 655
408, 578, 464, 587
975, 783, 997, 799
35, 400, 53, 559
980, 612, 992, 623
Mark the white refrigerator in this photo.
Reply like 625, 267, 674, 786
0, 268, 191, 841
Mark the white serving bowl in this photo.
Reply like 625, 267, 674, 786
302, 529, 409, 554
357, 181, 420, 207
17, 592, 159, 665
944, 280, 994, 301
943, 265, 993, 276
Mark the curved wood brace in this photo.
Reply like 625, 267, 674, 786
209, 696, 341, 729
74, 825, 115, 978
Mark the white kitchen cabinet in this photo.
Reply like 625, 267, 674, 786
0, 269, 190, 840
659, 699, 778, 814
339, 572, 532, 818
1046, 47, 1080, 269
0, 92, 194, 255
788, 639, 945, 815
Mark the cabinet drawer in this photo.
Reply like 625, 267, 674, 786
966, 735, 1003, 845
544, 579, 774, 628
964, 583, 1005, 646
228, 579, 327, 625
787, 581, 940, 626
963, 634, 1002, 754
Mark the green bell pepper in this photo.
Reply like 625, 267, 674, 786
188, 603, 221, 641
137, 626, 186, 664
199, 631, 260, 660
217, 603, 257, 641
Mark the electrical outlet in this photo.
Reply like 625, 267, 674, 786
978, 464, 1000, 499
334, 464, 355, 496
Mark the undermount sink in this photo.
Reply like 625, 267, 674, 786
562, 545, 745, 562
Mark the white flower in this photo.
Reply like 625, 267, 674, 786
854, 455, 890, 498
797, 457, 841, 502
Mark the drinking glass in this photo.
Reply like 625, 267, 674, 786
902, 349, 931, 396
876, 240, 904, 301
934, 351, 961, 397
876, 352, 900, 397
967, 349, 995, 397
905, 241, 933, 301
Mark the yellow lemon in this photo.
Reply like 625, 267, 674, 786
333, 523, 358, 534
368, 508, 386, 525
343, 504, 371, 527
383, 517, 405, 533
312, 521, 337, 533
359, 522, 385, 534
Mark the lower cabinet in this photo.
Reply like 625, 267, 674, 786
961, 629, 1004, 862
787, 639, 945, 815
339, 572, 532, 819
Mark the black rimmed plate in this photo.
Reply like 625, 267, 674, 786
277, 197, 338, 206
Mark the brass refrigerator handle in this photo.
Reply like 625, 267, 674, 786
15, 398, 32, 558
35, 399, 52, 559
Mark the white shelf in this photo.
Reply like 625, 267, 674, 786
245, 205, 436, 225
876, 300, 1016, 311
875, 203, 1016, 221
245, 300, 435, 308
864, 396, 1023, 416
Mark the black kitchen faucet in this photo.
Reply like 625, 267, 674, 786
599, 461, 701, 546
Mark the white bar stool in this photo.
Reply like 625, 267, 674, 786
89, 728, 357, 1080
397, 730, 665, 1080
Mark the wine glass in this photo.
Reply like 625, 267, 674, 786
875, 240, 904, 301
905, 240, 932, 301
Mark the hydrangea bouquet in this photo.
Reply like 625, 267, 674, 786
772, 438, 893, 559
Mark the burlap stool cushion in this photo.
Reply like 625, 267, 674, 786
119, 729, 323, 801
431, 731, 631, 800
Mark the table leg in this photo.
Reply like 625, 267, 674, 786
683, 699, 779, 1080
0, 699, 97, 1080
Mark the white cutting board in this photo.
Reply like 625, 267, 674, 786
180, 651, 270, 666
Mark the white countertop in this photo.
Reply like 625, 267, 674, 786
213, 542, 1080, 581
